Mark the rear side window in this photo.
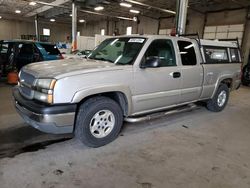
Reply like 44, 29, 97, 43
177, 41, 197, 66
203, 47, 229, 63
39, 43, 60, 55
230, 48, 240, 63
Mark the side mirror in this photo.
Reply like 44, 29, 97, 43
141, 56, 161, 69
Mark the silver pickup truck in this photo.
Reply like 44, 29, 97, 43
13, 35, 242, 147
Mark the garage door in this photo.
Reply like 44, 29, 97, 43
203, 24, 244, 45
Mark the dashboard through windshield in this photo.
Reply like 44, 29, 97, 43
88, 37, 146, 65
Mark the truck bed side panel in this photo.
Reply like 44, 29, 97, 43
200, 63, 241, 99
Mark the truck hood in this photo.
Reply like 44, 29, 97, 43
22, 59, 125, 79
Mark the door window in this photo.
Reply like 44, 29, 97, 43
177, 41, 197, 66
143, 39, 176, 67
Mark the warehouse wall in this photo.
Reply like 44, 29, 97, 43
38, 22, 71, 42
159, 9, 205, 35
205, 9, 249, 65
159, 8, 250, 64
78, 16, 159, 36
0, 19, 71, 43
206, 9, 246, 26
0, 19, 34, 40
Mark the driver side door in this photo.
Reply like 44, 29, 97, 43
132, 39, 182, 115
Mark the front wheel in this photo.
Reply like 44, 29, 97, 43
75, 96, 123, 147
206, 84, 229, 112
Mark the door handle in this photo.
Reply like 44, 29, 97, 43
170, 72, 181, 78
207, 72, 214, 76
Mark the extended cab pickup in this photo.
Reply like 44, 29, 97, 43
13, 35, 242, 147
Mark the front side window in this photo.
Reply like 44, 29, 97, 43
204, 47, 229, 63
230, 48, 240, 63
177, 41, 197, 66
143, 39, 176, 67
88, 37, 146, 65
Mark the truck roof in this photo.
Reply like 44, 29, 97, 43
200, 39, 238, 48
0, 39, 55, 45
111, 35, 239, 48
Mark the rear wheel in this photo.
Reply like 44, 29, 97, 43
75, 96, 123, 147
206, 84, 229, 112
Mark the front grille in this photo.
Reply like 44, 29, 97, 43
19, 71, 36, 99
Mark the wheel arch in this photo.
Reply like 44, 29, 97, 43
72, 86, 132, 117
212, 75, 233, 98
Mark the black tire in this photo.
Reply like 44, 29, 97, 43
242, 66, 250, 86
75, 96, 123, 147
206, 84, 229, 112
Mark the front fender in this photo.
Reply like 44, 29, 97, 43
71, 85, 133, 115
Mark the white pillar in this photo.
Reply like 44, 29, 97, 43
35, 15, 39, 41
72, 0, 77, 51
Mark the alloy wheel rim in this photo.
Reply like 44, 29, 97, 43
217, 90, 227, 107
89, 110, 115, 138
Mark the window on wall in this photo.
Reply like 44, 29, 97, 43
126, 26, 132, 35
43, 28, 50, 36
203, 24, 244, 45
101, 29, 105, 35
159, 29, 172, 35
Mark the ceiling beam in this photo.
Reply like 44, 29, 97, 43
124, 0, 176, 14
26, 0, 134, 21
25, 0, 71, 17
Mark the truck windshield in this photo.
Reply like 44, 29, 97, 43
88, 37, 146, 65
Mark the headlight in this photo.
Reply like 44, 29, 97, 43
34, 78, 56, 104
35, 79, 56, 90
34, 91, 54, 104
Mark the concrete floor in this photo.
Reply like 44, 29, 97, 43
0, 83, 250, 188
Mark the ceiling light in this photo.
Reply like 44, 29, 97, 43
120, 2, 132, 8
50, 18, 55, 22
94, 6, 104, 11
133, 16, 138, 22
15, 10, 21, 14
79, 19, 85, 23
29, 2, 37, 6
0, 16, 2, 19
70, 14, 72, 17
130, 9, 140, 14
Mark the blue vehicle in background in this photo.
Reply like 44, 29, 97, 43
0, 40, 63, 76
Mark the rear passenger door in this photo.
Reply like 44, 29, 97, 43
177, 40, 203, 103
